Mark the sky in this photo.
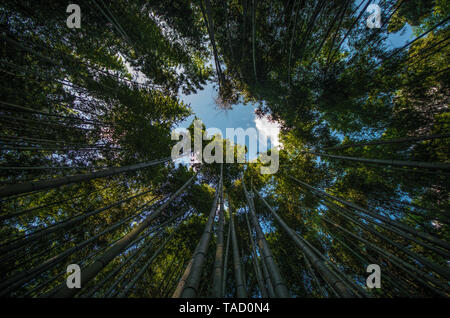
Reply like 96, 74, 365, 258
175, 13, 413, 162
177, 84, 278, 162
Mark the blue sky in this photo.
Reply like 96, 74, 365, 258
177, 86, 281, 162
178, 83, 255, 133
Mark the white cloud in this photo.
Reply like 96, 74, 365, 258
254, 114, 282, 153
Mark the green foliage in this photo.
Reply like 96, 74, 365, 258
1, 0, 448, 298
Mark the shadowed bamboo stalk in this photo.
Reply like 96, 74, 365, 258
46, 172, 198, 297
0, 195, 163, 297
296, 0, 327, 63
373, 15, 450, 69
259, 247, 276, 297
200, 0, 224, 85
321, 197, 450, 280
0, 194, 162, 268
246, 194, 273, 297
328, 0, 371, 66
302, 251, 327, 297
312, 0, 350, 61
321, 133, 450, 151
287, 0, 299, 85
0, 156, 174, 197
244, 212, 267, 298
0, 183, 112, 221
103, 235, 162, 298
321, 216, 450, 296
255, 191, 354, 297
290, 176, 450, 252
157, 258, 180, 297
345, 0, 404, 66
171, 244, 199, 298
251, 0, 257, 81
331, 235, 412, 297
299, 236, 369, 298
222, 213, 231, 297
117, 230, 177, 297
82, 229, 159, 298
23, 234, 124, 298
241, 246, 247, 291
371, 198, 450, 224
164, 259, 189, 297
243, 182, 289, 297
323, 0, 351, 67
83, 211, 184, 298
0, 190, 157, 255
212, 164, 225, 297
229, 203, 248, 297
305, 151, 450, 171
295, 185, 450, 259
56, 205, 181, 298
173, 181, 220, 298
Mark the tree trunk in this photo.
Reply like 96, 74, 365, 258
321, 133, 450, 151
176, 181, 220, 298
255, 190, 354, 297
0, 191, 158, 255
243, 182, 289, 297
45, 173, 198, 298
222, 216, 231, 297
259, 244, 276, 297
0, 197, 164, 297
199, 0, 224, 86
251, 0, 257, 81
171, 245, 198, 298
304, 151, 450, 171
0, 156, 172, 197
118, 230, 177, 297
244, 212, 268, 297
212, 164, 225, 297
321, 216, 449, 296
290, 176, 450, 252
229, 202, 248, 297
321, 198, 450, 280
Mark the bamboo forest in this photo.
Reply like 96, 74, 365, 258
0, 0, 449, 299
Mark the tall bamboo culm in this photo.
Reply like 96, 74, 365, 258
243, 181, 289, 297
212, 164, 225, 297
48, 173, 198, 297
173, 178, 220, 298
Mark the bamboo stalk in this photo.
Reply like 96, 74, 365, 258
175, 181, 220, 298
244, 212, 267, 297
255, 191, 354, 297
243, 182, 289, 297
212, 164, 225, 297
0, 156, 174, 197
0, 191, 156, 255
222, 216, 231, 297
229, 203, 248, 297
305, 151, 450, 171
47, 173, 198, 297
290, 176, 450, 252
117, 230, 177, 297
321, 133, 450, 151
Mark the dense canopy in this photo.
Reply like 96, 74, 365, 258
0, 0, 449, 298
